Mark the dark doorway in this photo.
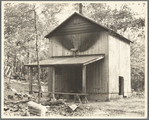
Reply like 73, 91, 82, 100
69, 66, 82, 93
119, 76, 124, 95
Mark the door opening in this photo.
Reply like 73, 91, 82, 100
119, 76, 124, 95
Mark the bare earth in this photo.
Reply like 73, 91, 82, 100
3, 79, 146, 118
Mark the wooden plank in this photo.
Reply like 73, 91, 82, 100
99, 61, 102, 93
49, 38, 53, 58
48, 66, 53, 92
62, 22, 97, 28
52, 67, 56, 100
29, 90, 88, 95
57, 39, 63, 56
52, 28, 103, 36
60, 24, 98, 31
105, 32, 109, 95
82, 66, 86, 94
86, 65, 89, 93
72, 67, 76, 92
29, 67, 33, 94
61, 67, 64, 92
54, 40, 58, 57
97, 62, 100, 93
62, 37, 65, 56
97, 32, 100, 54
62, 66, 67, 92
95, 62, 98, 94
41, 92, 88, 95
93, 63, 96, 93
91, 34, 94, 54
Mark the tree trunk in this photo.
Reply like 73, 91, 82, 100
34, 8, 41, 104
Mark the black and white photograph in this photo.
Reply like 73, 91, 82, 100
1, 1, 148, 118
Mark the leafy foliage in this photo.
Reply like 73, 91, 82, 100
4, 3, 65, 68
4, 3, 145, 92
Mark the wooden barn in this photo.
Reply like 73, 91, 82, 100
25, 12, 132, 102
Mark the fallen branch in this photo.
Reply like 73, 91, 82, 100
5, 100, 30, 104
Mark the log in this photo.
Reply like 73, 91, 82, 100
27, 101, 47, 116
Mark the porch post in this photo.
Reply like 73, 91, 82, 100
82, 65, 86, 94
29, 66, 33, 94
48, 66, 52, 92
52, 67, 56, 101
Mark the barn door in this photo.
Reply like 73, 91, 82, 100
119, 76, 124, 95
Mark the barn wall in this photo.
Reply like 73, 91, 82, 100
48, 31, 109, 101
51, 14, 104, 36
49, 31, 108, 57
85, 31, 109, 101
108, 35, 131, 99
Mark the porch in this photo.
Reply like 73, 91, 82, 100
25, 55, 104, 103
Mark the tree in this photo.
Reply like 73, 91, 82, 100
4, 3, 66, 73
4, 2, 67, 102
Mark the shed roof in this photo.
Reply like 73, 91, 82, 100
45, 12, 132, 43
25, 55, 104, 67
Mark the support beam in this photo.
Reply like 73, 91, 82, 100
48, 67, 53, 93
29, 67, 33, 94
82, 66, 86, 94
52, 67, 56, 101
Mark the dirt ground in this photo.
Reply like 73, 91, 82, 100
3, 78, 146, 118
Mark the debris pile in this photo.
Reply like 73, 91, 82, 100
4, 102, 29, 116
46, 103, 92, 117
3, 82, 36, 116
3, 81, 93, 117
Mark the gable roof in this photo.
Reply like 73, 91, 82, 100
45, 12, 132, 43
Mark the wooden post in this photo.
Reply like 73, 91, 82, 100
48, 66, 53, 93
52, 67, 56, 101
82, 66, 86, 94
29, 67, 33, 94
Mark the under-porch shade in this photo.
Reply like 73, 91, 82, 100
24, 55, 104, 66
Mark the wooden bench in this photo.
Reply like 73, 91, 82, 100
47, 92, 88, 104
29, 91, 88, 104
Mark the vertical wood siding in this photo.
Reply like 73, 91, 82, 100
85, 31, 109, 94
49, 31, 108, 57
51, 15, 103, 36
48, 31, 109, 97
54, 66, 82, 93
108, 35, 131, 98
